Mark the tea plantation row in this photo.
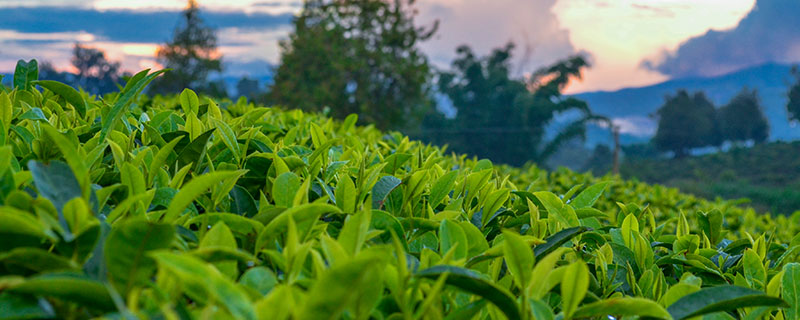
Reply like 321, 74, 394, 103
0, 64, 799, 319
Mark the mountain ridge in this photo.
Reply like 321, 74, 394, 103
574, 62, 799, 143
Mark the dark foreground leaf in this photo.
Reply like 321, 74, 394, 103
667, 285, 788, 320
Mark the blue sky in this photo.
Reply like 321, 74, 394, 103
0, 0, 798, 93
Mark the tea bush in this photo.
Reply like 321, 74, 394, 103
1, 61, 799, 319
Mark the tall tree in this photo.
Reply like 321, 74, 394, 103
719, 88, 769, 144
422, 43, 598, 166
269, 0, 438, 130
787, 66, 800, 122
152, 0, 222, 94
693, 92, 723, 149
653, 90, 718, 158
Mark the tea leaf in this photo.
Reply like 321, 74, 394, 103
164, 170, 246, 222
783, 263, 800, 320
667, 286, 789, 320
33, 80, 87, 117
570, 181, 610, 208
572, 297, 670, 319
416, 265, 520, 320
105, 220, 175, 294
561, 260, 589, 318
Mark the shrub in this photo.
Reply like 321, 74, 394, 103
1, 60, 799, 319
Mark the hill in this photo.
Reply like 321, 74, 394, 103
575, 63, 798, 145
614, 141, 800, 215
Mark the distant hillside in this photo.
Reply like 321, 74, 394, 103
575, 63, 799, 144
616, 141, 800, 215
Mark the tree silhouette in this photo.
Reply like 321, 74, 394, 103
719, 88, 769, 145
787, 66, 800, 122
422, 43, 599, 166
152, 0, 222, 95
236, 76, 261, 101
269, 0, 438, 130
68, 43, 124, 95
653, 90, 718, 158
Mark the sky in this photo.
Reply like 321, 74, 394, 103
0, 0, 797, 94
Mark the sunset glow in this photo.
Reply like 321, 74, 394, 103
0, 0, 777, 92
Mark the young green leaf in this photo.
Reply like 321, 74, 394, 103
502, 230, 534, 289
105, 220, 175, 294
211, 118, 242, 163
100, 69, 166, 142
33, 80, 87, 117
429, 170, 458, 209
570, 181, 610, 208
534, 191, 580, 227
273, 172, 301, 208
372, 176, 402, 209
13, 59, 38, 90
561, 260, 590, 319
151, 251, 256, 320
297, 254, 384, 320
180, 88, 200, 115
440, 219, 469, 260
334, 174, 357, 213
783, 263, 800, 320
164, 170, 246, 222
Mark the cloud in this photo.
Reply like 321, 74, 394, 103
0, 6, 292, 43
0, 6, 292, 75
415, 0, 577, 74
643, 0, 800, 78
630, 4, 675, 18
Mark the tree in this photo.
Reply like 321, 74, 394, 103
653, 90, 718, 158
421, 43, 599, 166
236, 76, 261, 100
70, 43, 124, 95
581, 144, 613, 174
719, 88, 769, 145
693, 92, 723, 149
787, 66, 800, 122
269, 0, 438, 130
152, 0, 222, 95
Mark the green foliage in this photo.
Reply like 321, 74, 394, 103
719, 88, 769, 144
69, 43, 125, 95
0, 66, 799, 319
654, 90, 721, 157
619, 141, 800, 214
269, 0, 437, 130
422, 44, 600, 165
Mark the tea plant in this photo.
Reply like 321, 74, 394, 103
1, 59, 799, 319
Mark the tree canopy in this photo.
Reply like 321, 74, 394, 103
38, 43, 125, 95
719, 88, 769, 144
421, 43, 598, 166
152, 0, 222, 95
269, 0, 438, 130
787, 66, 800, 122
653, 90, 718, 157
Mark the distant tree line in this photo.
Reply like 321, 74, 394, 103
653, 88, 769, 158
39, 44, 129, 96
